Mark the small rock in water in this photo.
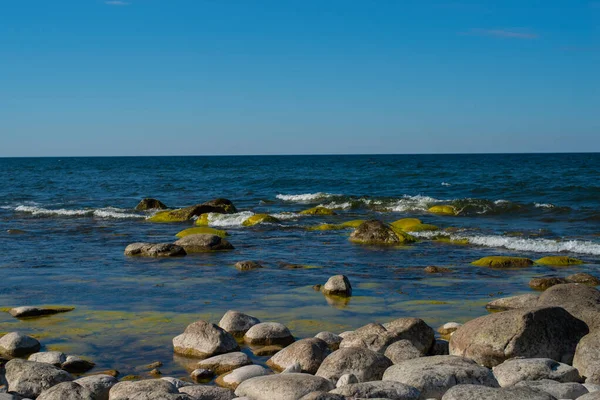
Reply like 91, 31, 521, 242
190, 368, 214, 382
6, 229, 26, 234
197, 352, 252, 375
148, 368, 161, 376
243, 322, 295, 346
529, 277, 569, 290
424, 265, 452, 273
143, 361, 163, 370
124, 242, 186, 257
28, 351, 67, 366
218, 310, 260, 337
61, 355, 95, 373
172, 320, 239, 358
234, 260, 263, 271
8, 306, 74, 318
567, 273, 600, 286
322, 275, 352, 297
135, 198, 167, 210
0, 332, 41, 357
312, 284, 322, 291
174, 234, 234, 252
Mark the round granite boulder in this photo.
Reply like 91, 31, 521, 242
173, 320, 239, 358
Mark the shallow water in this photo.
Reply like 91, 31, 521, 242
0, 154, 599, 379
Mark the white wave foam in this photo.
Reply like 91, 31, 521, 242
318, 201, 353, 210
388, 195, 444, 212
441, 182, 452, 186
494, 199, 511, 205
206, 211, 255, 227
271, 212, 300, 220
535, 203, 555, 209
14, 205, 144, 219
276, 193, 335, 202
412, 231, 600, 255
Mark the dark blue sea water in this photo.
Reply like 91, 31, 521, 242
1, 154, 599, 377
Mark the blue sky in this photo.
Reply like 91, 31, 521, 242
1, 0, 598, 156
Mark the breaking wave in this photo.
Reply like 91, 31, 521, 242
13, 205, 144, 219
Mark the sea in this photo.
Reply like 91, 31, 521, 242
0, 154, 599, 377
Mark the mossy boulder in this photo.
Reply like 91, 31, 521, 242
390, 218, 422, 230
195, 214, 210, 226
428, 205, 458, 215
148, 198, 237, 223
242, 214, 280, 226
350, 220, 416, 245
404, 223, 439, 232
536, 256, 584, 266
176, 227, 228, 238
341, 219, 365, 228
135, 198, 167, 211
308, 220, 365, 231
300, 206, 336, 216
472, 256, 534, 268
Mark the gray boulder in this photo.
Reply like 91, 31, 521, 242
330, 381, 421, 399
4, 359, 73, 399
215, 365, 269, 390
61, 355, 95, 373
196, 352, 252, 375
441, 384, 557, 400
579, 392, 600, 400
124, 242, 186, 257
449, 306, 588, 367
382, 355, 498, 399
108, 379, 189, 400
322, 275, 352, 297
8, 306, 74, 318
234, 373, 334, 400
384, 340, 425, 364
218, 311, 260, 337
314, 332, 342, 351
574, 330, 600, 383
515, 379, 588, 399
243, 322, 294, 346
178, 385, 235, 400
173, 320, 239, 358
37, 382, 94, 400
298, 393, 345, 400
75, 375, 118, 400
486, 294, 540, 311
537, 283, 600, 330
174, 234, 234, 252
315, 347, 392, 383
0, 333, 41, 357
492, 358, 582, 387
267, 338, 329, 374
28, 351, 66, 366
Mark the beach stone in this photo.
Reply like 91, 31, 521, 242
28, 351, 66, 366
340, 317, 435, 354
430, 339, 450, 356
437, 322, 462, 336
216, 365, 269, 390
322, 275, 352, 297
62, 355, 95, 373
8, 306, 74, 318
174, 234, 234, 252
267, 338, 328, 374
234, 373, 334, 400
190, 368, 214, 382
383, 355, 498, 399
567, 273, 600, 286
536, 256, 584, 266
196, 352, 252, 375
492, 358, 582, 387
160, 377, 193, 389
298, 393, 344, 400
428, 205, 458, 215
441, 384, 558, 400
218, 311, 260, 337
0, 395, 19, 400
251, 345, 283, 356
4, 359, 73, 398
135, 198, 167, 210
335, 373, 358, 388
574, 330, 600, 383
485, 294, 540, 311
537, 283, 600, 330
243, 322, 294, 346
282, 362, 301, 373
37, 381, 94, 400
330, 381, 421, 399
314, 332, 342, 351
0, 333, 41, 358
338, 331, 353, 338
529, 277, 569, 291
173, 320, 239, 358
384, 340, 424, 364
300, 207, 336, 216
124, 242, 186, 257
75, 375, 118, 400
108, 379, 189, 400
179, 385, 235, 400
449, 306, 589, 367
350, 220, 415, 245
471, 256, 534, 268
315, 347, 392, 383
234, 261, 263, 271
580, 392, 600, 400
515, 379, 588, 398
424, 266, 453, 273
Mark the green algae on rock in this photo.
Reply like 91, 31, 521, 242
350, 220, 416, 245
135, 198, 167, 211
148, 198, 237, 223
471, 256, 534, 268
195, 214, 210, 226
390, 218, 422, 230
404, 223, 439, 232
536, 256, 585, 266
242, 214, 280, 227
299, 206, 336, 216
428, 205, 458, 216
308, 219, 365, 231
175, 227, 228, 239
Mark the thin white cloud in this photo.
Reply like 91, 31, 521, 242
462, 28, 539, 39
105, 1, 130, 5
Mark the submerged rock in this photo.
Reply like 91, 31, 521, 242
472, 256, 534, 268
529, 277, 569, 290
486, 294, 540, 311
428, 205, 458, 215
234, 261, 263, 271
322, 275, 352, 297
315, 347, 392, 382
536, 256, 584, 266
243, 322, 294, 346
175, 227, 228, 238
390, 218, 423, 230
8, 306, 74, 318
299, 207, 336, 215
135, 198, 167, 211
382, 355, 498, 399
4, 359, 73, 398
424, 266, 453, 274
449, 306, 589, 367
0, 332, 41, 357
216, 365, 269, 390
493, 358, 582, 387
266, 338, 329, 374
405, 223, 439, 232
172, 320, 239, 358
124, 242, 186, 257
235, 373, 334, 400
174, 234, 234, 252
350, 220, 416, 245
567, 273, 600, 286
148, 198, 236, 222
242, 214, 280, 226
218, 311, 260, 337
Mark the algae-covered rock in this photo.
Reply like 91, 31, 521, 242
135, 198, 167, 211
567, 273, 600, 286
195, 214, 210, 226
341, 219, 365, 228
242, 214, 280, 226
536, 256, 584, 266
8, 306, 74, 318
307, 224, 345, 231
148, 198, 236, 222
529, 277, 569, 291
175, 227, 228, 238
174, 234, 234, 252
472, 256, 534, 268
350, 220, 416, 245
405, 223, 439, 232
390, 218, 422, 231
428, 205, 458, 215
299, 207, 336, 216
